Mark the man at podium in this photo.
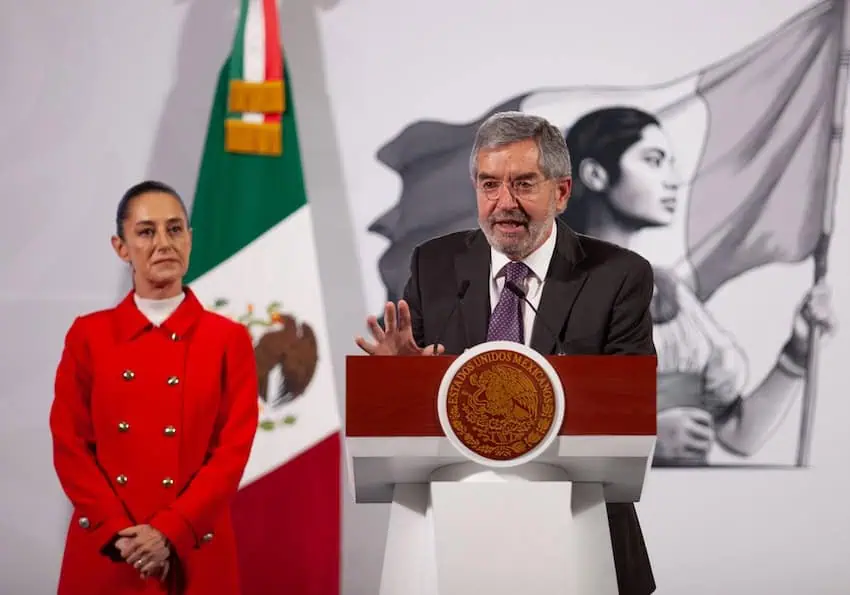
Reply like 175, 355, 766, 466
355, 110, 657, 595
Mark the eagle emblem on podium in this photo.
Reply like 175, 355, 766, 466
444, 348, 558, 462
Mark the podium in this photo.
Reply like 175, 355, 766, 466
345, 341, 656, 595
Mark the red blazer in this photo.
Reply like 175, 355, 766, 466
49, 288, 259, 595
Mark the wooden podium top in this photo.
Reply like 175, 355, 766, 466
345, 354, 655, 438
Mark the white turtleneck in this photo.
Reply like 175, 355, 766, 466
134, 292, 185, 327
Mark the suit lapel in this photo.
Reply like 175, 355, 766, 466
530, 221, 588, 355
455, 231, 491, 349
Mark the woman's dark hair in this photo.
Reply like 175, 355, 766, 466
115, 180, 189, 239
560, 107, 660, 233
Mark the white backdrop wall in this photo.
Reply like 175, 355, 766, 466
1, 1, 848, 594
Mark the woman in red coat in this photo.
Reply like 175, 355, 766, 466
49, 180, 259, 594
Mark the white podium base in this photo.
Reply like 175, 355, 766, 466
379, 462, 619, 595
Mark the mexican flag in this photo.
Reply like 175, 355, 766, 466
185, 1, 341, 593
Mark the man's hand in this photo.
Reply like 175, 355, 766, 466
355, 300, 444, 356
116, 525, 171, 579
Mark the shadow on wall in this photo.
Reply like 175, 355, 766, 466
115, 0, 237, 299
145, 0, 236, 210
145, 0, 341, 212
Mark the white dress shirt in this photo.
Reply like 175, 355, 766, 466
488, 221, 558, 346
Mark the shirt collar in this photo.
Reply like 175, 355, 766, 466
114, 286, 204, 342
490, 220, 558, 282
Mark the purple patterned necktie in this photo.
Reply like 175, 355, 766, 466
486, 261, 531, 343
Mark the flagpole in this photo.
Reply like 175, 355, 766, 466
796, 0, 850, 467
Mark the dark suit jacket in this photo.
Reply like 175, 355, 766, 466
402, 218, 657, 595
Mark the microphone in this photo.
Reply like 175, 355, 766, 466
504, 280, 567, 356
432, 280, 471, 354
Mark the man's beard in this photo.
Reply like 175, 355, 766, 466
480, 200, 556, 260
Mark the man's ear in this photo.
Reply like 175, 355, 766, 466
554, 176, 572, 214
578, 158, 609, 193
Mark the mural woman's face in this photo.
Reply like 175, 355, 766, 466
608, 124, 680, 227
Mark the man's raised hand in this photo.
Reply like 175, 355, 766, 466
355, 300, 444, 356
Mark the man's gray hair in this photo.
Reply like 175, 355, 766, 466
469, 111, 572, 180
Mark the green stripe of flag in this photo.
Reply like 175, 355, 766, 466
185, 58, 307, 283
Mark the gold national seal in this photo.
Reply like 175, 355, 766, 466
445, 349, 557, 461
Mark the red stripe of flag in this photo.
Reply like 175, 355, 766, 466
263, 0, 283, 124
